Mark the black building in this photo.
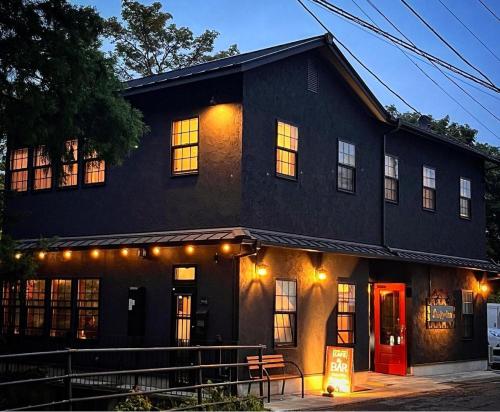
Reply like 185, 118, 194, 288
3, 34, 499, 391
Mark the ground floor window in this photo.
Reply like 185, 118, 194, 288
77, 279, 100, 339
1, 281, 21, 335
337, 283, 355, 344
26, 280, 46, 336
462, 289, 473, 339
274, 279, 297, 346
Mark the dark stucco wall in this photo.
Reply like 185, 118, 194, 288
385, 130, 487, 259
2, 245, 235, 352
241, 49, 385, 245
370, 260, 488, 367
238, 246, 370, 375
4, 76, 243, 239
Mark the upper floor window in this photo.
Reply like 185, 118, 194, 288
384, 155, 399, 203
172, 117, 199, 175
338, 141, 355, 192
422, 166, 436, 211
84, 151, 105, 185
459, 178, 471, 219
9, 148, 29, 192
276, 121, 298, 179
33, 146, 52, 190
274, 279, 297, 346
59, 139, 78, 187
337, 283, 355, 344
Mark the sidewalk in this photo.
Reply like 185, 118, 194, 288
267, 370, 498, 411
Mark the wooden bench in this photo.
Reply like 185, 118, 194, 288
246, 354, 304, 401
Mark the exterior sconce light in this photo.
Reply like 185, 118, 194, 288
480, 282, 489, 294
63, 250, 72, 260
121, 248, 129, 257
14, 252, 22, 260
256, 264, 269, 277
38, 251, 46, 260
221, 243, 231, 254
185, 245, 195, 255
316, 267, 327, 282
209, 96, 217, 106
152, 246, 161, 256
91, 249, 100, 259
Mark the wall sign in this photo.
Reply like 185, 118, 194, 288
426, 289, 455, 329
323, 346, 353, 393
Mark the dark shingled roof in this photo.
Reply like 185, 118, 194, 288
16, 227, 500, 272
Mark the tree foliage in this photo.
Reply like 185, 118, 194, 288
386, 105, 500, 261
0, 0, 147, 166
106, 0, 239, 79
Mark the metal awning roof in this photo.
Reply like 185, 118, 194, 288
15, 227, 499, 272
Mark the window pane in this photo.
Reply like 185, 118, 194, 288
10, 148, 29, 170
63, 140, 78, 162
385, 155, 398, 178
84, 160, 105, 184
2, 281, 21, 335
274, 279, 297, 345
175, 266, 196, 281
338, 165, 354, 192
172, 118, 199, 175
26, 280, 46, 336
77, 279, 99, 340
423, 166, 436, 189
460, 198, 471, 218
423, 187, 436, 210
60, 163, 78, 187
34, 167, 52, 190
385, 177, 398, 202
460, 178, 471, 198
276, 149, 296, 177
337, 284, 355, 344
50, 279, 72, 337
338, 141, 355, 167
11, 170, 28, 192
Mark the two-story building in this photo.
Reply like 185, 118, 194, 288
2, 34, 499, 390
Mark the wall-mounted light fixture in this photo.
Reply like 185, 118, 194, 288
256, 264, 269, 277
480, 281, 489, 294
316, 267, 328, 282
14, 252, 22, 260
152, 246, 161, 257
221, 243, 231, 254
121, 248, 129, 257
63, 250, 72, 260
185, 245, 195, 255
91, 249, 100, 259
38, 251, 46, 260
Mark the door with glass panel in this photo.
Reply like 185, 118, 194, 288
374, 283, 407, 375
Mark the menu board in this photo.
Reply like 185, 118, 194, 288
323, 346, 354, 393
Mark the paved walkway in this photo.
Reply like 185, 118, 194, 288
268, 370, 500, 411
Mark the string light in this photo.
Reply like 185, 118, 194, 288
221, 243, 231, 253
152, 246, 161, 256
91, 249, 100, 259
14, 252, 22, 260
63, 250, 72, 260
121, 248, 129, 257
185, 245, 195, 255
38, 251, 46, 260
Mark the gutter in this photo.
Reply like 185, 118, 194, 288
382, 119, 401, 249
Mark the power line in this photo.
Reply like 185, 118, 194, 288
400, 0, 496, 88
296, 0, 420, 113
308, 0, 499, 93
477, 0, 500, 22
363, 0, 500, 124
353, 0, 500, 137
438, 0, 499, 62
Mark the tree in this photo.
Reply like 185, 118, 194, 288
0, 0, 147, 167
386, 105, 500, 261
106, 0, 239, 80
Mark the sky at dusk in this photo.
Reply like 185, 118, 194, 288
72, 0, 500, 146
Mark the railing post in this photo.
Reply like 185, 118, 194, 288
196, 346, 203, 407
66, 349, 73, 411
258, 345, 264, 399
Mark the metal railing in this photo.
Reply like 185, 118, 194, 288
0, 345, 268, 411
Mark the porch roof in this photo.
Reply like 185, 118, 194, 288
15, 227, 499, 272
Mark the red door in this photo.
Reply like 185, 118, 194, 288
374, 283, 407, 376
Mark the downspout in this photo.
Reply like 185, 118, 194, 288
382, 119, 402, 249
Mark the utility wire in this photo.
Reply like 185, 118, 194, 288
363, 0, 500, 124
477, 0, 500, 22
400, 0, 496, 88
438, 0, 499, 62
308, 0, 499, 93
296, 0, 420, 113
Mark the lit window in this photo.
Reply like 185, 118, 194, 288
462, 290, 473, 339
26, 280, 46, 336
172, 118, 199, 175
337, 283, 355, 344
274, 279, 297, 346
59, 140, 78, 187
33, 146, 52, 190
384, 155, 399, 202
9, 148, 29, 192
338, 141, 355, 192
276, 121, 298, 178
84, 151, 105, 185
422, 166, 436, 210
77, 279, 99, 340
1, 281, 21, 335
459, 178, 471, 219
50, 279, 72, 337
174, 266, 196, 281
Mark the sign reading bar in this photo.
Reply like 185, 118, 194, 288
428, 305, 455, 322
323, 346, 353, 393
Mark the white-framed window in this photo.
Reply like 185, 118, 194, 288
172, 117, 199, 175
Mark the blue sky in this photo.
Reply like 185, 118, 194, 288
73, 0, 499, 146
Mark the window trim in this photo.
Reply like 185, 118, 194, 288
459, 177, 472, 220
273, 278, 298, 348
170, 115, 200, 177
337, 139, 356, 194
422, 165, 437, 212
275, 119, 299, 181
8, 147, 30, 193
32, 146, 52, 192
384, 154, 399, 204
336, 282, 356, 346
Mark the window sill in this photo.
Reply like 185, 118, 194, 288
276, 173, 298, 182
337, 188, 356, 195
171, 171, 199, 177
459, 216, 472, 221
422, 207, 436, 213
83, 182, 106, 188
385, 199, 399, 205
